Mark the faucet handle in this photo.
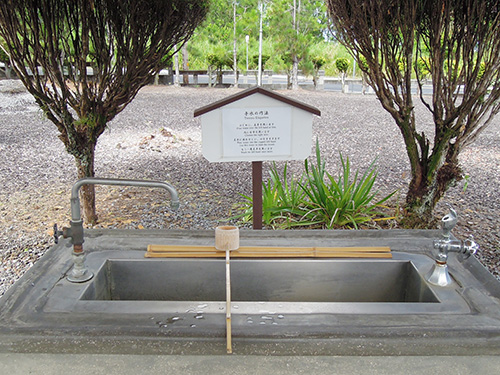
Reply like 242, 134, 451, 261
51, 223, 64, 244
458, 235, 479, 261
441, 206, 458, 238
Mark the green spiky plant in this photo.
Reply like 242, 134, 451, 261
234, 141, 396, 229
298, 141, 396, 229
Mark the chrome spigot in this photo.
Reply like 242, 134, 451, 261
427, 207, 479, 286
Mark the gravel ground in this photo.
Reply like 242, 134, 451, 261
1, 80, 499, 297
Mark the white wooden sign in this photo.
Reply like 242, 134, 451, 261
195, 87, 320, 163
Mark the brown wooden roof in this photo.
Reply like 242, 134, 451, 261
193, 86, 321, 118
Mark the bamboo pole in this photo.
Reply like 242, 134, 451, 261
146, 245, 392, 259
225, 249, 232, 354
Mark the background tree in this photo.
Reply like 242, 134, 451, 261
189, 0, 259, 75
335, 57, 349, 93
327, 0, 500, 226
268, 0, 326, 89
311, 56, 326, 89
207, 52, 232, 85
187, 1, 336, 76
0, 0, 207, 224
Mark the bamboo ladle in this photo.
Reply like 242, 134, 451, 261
215, 226, 239, 355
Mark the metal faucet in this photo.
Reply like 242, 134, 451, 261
426, 207, 479, 286
54, 177, 180, 283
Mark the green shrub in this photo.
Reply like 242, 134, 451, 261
335, 57, 349, 74
358, 56, 369, 71
0, 48, 8, 63
251, 54, 270, 70
312, 56, 326, 70
206, 53, 231, 70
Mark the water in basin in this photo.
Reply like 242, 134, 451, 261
81, 258, 438, 303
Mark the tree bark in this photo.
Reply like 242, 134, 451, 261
404, 160, 461, 226
402, 129, 462, 226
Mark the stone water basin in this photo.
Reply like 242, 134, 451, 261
1, 229, 500, 356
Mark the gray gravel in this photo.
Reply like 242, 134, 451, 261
1, 80, 499, 297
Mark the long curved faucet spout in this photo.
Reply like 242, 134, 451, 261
59, 177, 180, 283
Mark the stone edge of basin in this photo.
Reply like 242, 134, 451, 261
1, 229, 500, 356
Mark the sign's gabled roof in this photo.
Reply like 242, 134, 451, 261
193, 86, 321, 118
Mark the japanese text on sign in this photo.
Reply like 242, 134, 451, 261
222, 107, 291, 158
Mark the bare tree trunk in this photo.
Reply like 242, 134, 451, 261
257, 0, 263, 86
5, 64, 11, 78
361, 72, 367, 95
291, 55, 299, 90
386, 111, 462, 226
74, 143, 97, 224
174, 46, 180, 87
217, 69, 223, 86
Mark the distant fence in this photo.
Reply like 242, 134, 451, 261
156, 69, 327, 90
2, 65, 405, 93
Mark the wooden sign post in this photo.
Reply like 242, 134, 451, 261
252, 161, 263, 229
194, 87, 320, 229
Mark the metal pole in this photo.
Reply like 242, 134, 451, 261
257, 1, 263, 87
252, 161, 263, 229
233, 1, 238, 87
